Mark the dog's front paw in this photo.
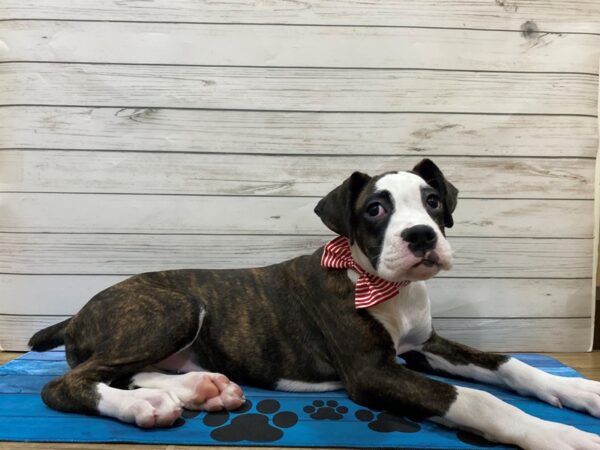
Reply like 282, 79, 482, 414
544, 376, 600, 417
521, 420, 600, 450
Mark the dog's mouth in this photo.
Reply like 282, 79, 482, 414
412, 252, 440, 268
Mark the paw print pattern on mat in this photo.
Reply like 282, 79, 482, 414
304, 399, 349, 420
202, 399, 298, 442
355, 409, 421, 433
182, 398, 252, 420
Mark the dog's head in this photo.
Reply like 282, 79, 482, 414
314, 159, 457, 282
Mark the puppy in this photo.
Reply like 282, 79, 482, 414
30, 159, 600, 449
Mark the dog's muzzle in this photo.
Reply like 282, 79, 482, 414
401, 225, 438, 257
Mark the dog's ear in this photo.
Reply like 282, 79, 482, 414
412, 159, 458, 228
314, 171, 371, 238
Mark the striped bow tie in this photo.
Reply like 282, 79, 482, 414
321, 235, 410, 309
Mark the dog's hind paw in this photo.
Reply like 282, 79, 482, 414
127, 389, 183, 428
180, 372, 245, 412
130, 370, 245, 412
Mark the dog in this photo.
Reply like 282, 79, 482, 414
30, 159, 600, 449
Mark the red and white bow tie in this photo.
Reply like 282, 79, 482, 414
321, 235, 410, 309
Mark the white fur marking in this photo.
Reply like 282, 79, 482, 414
498, 358, 600, 416
152, 348, 207, 373
97, 382, 182, 427
424, 354, 600, 417
130, 371, 245, 411
366, 281, 433, 355
423, 353, 502, 385
274, 379, 343, 392
152, 310, 207, 373
445, 386, 600, 448
130, 371, 203, 402
375, 172, 453, 282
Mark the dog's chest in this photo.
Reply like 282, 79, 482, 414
364, 280, 433, 354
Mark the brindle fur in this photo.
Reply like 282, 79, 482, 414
402, 332, 509, 376
32, 250, 457, 418
31, 159, 467, 421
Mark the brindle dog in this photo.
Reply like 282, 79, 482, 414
30, 159, 600, 449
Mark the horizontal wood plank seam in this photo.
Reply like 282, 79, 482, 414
2, 105, 598, 118
0, 18, 599, 36
1, 105, 596, 117
0, 148, 596, 160
0, 191, 592, 201
1, 61, 599, 76
0, 231, 592, 238
0, 273, 592, 280
0, 312, 591, 320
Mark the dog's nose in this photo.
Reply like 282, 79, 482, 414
401, 225, 437, 256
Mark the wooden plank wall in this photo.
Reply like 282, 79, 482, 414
0, 0, 598, 351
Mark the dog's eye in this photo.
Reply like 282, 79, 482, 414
426, 194, 441, 209
366, 202, 387, 218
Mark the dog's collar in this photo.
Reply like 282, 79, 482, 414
321, 236, 410, 309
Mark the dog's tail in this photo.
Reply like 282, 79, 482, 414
28, 318, 71, 351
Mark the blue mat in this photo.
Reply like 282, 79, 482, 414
1, 351, 599, 448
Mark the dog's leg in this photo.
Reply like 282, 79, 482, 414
41, 285, 242, 427
402, 332, 600, 417
344, 359, 600, 449
41, 358, 186, 427
129, 371, 244, 411
316, 306, 600, 449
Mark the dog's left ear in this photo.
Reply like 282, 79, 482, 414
412, 159, 458, 228
314, 171, 371, 239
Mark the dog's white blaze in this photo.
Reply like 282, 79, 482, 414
274, 379, 343, 392
374, 172, 453, 281
367, 281, 433, 355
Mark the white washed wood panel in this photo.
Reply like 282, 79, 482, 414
429, 278, 592, 318
0, 274, 591, 318
2, 107, 597, 158
1, 315, 590, 352
452, 199, 592, 239
1, 0, 597, 354
0, 151, 593, 199
3, 0, 600, 33
1, 64, 596, 115
0, 315, 82, 352
0, 193, 592, 238
0, 275, 125, 315
433, 318, 592, 352
3, 21, 600, 73
0, 233, 592, 278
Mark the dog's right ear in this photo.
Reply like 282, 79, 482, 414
314, 172, 371, 239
